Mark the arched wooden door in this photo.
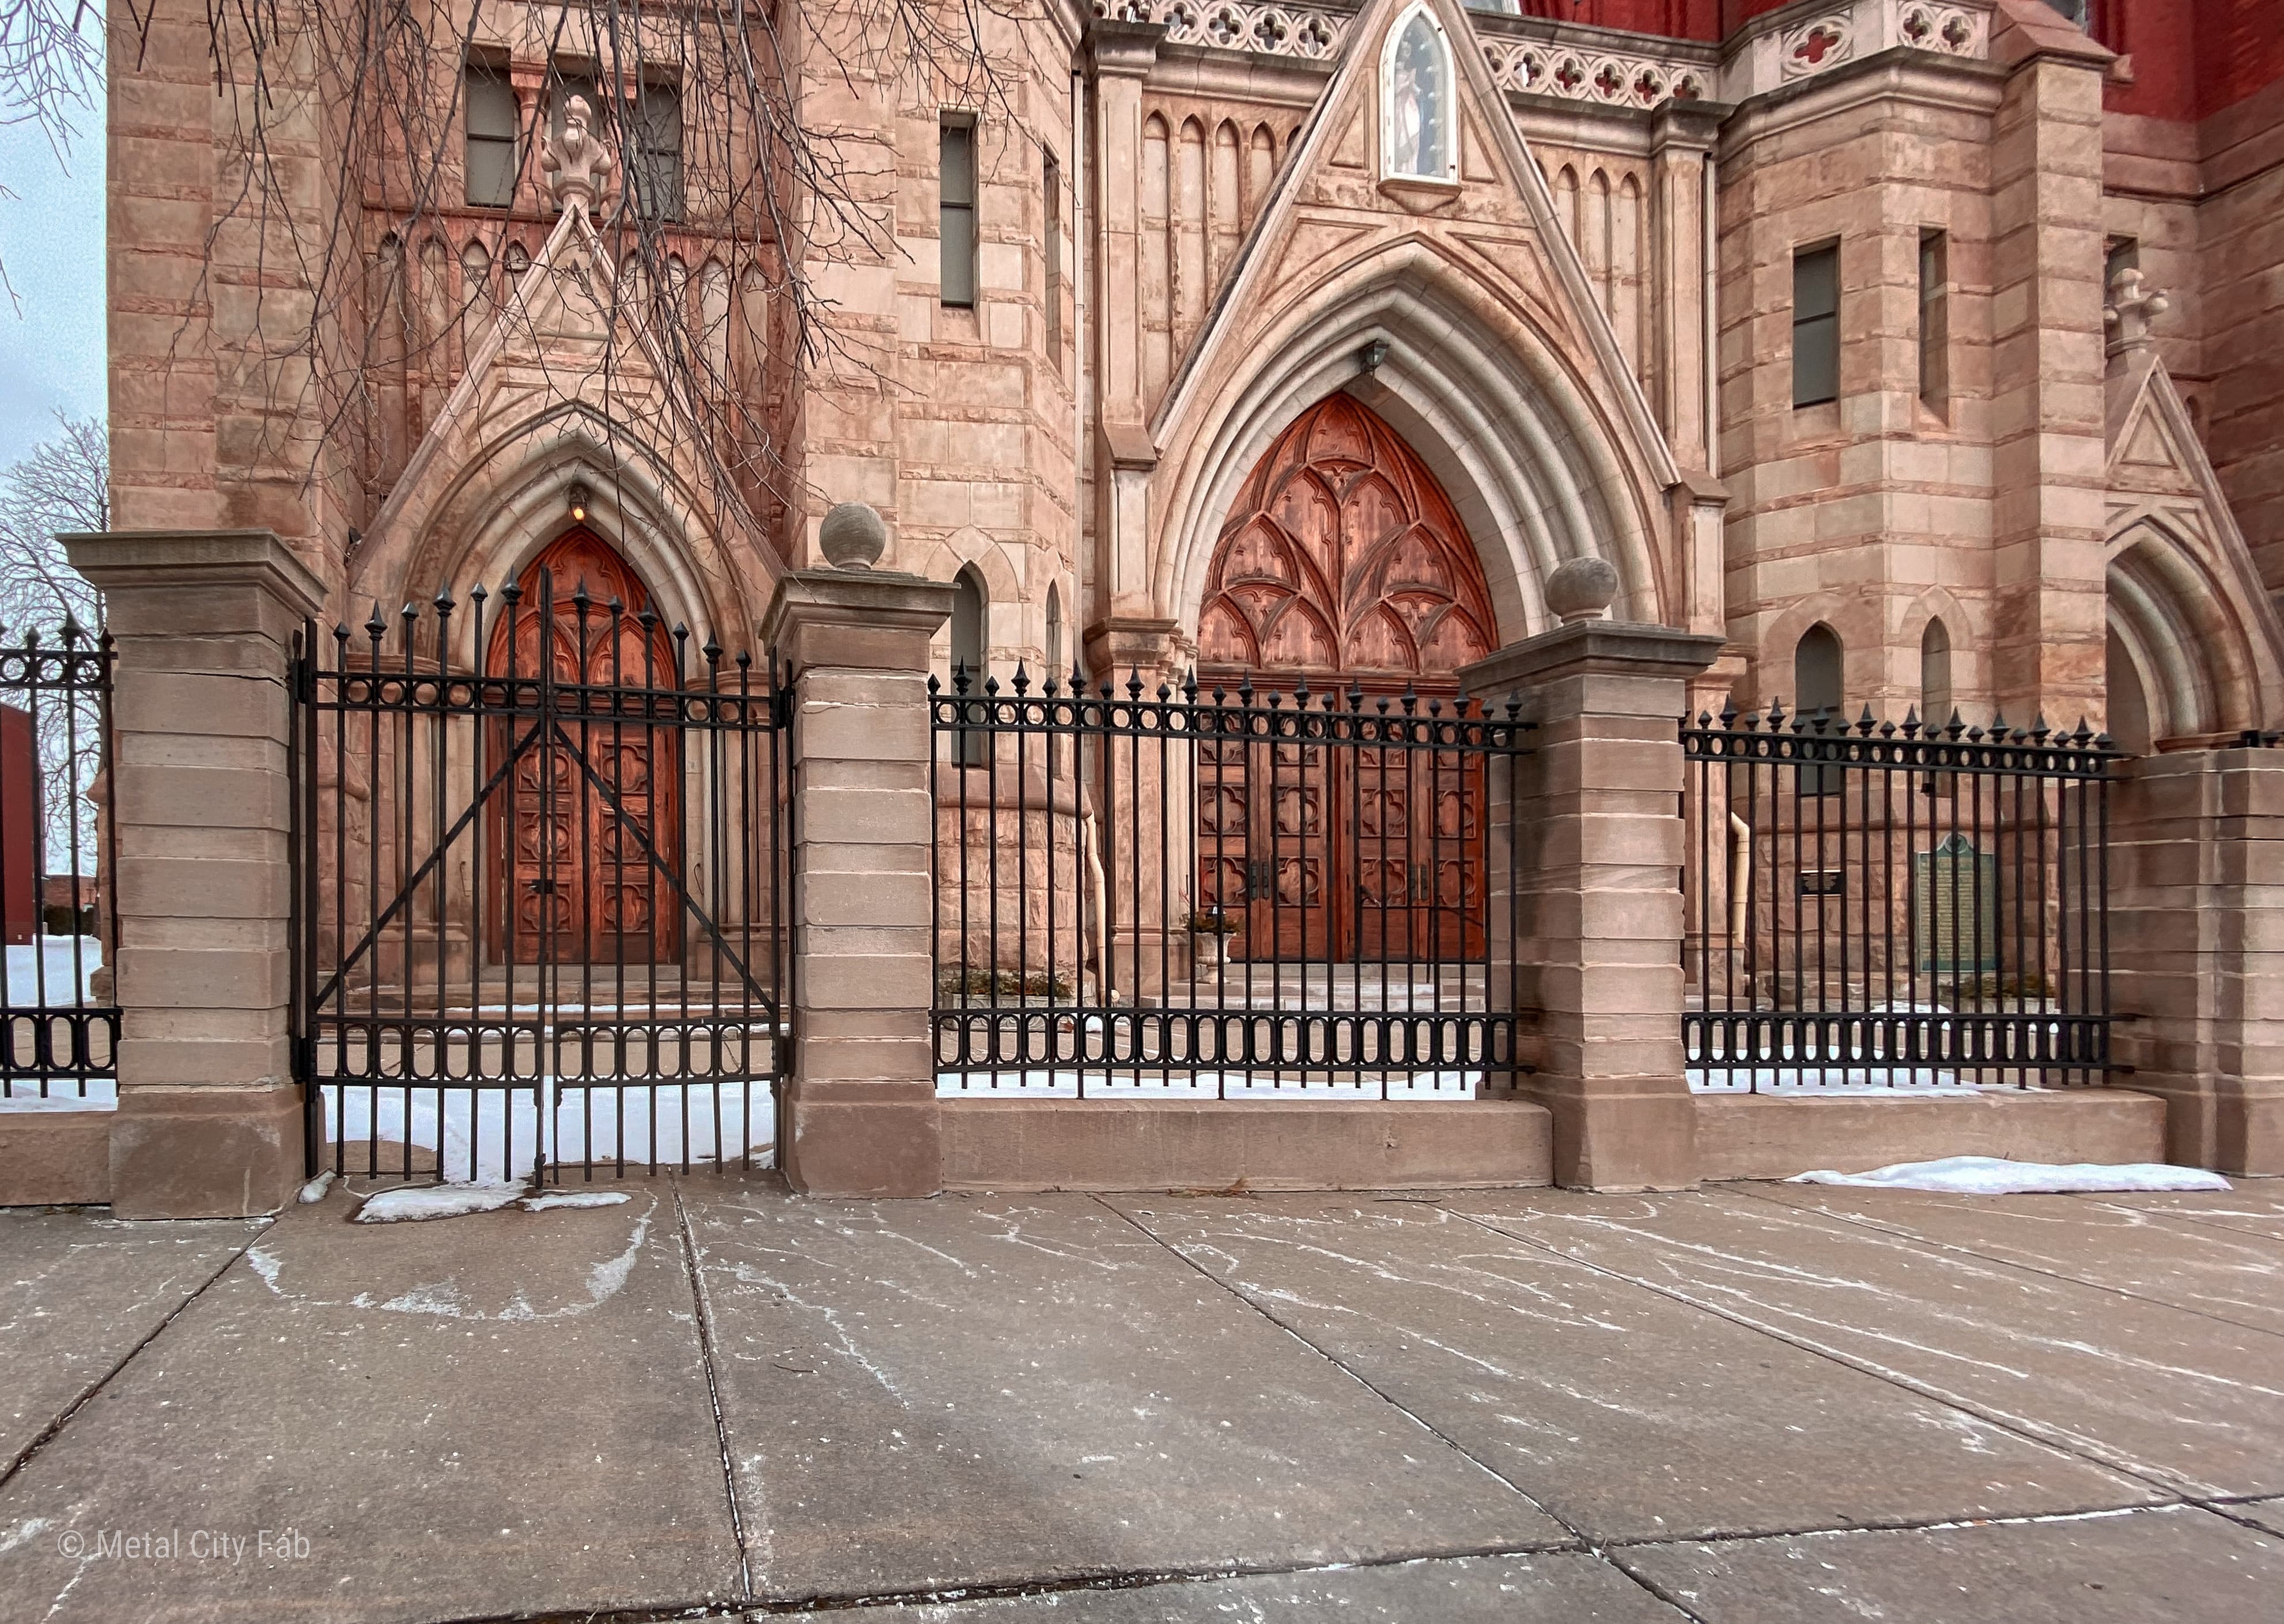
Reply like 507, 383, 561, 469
1196, 394, 1496, 961
485, 528, 683, 964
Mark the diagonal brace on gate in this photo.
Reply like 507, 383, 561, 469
312, 708, 773, 1016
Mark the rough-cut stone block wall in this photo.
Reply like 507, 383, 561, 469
2198, 81, 2284, 588
1716, 62, 2004, 721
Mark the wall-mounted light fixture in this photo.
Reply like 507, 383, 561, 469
1358, 339, 1390, 374
566, 481, 592, 524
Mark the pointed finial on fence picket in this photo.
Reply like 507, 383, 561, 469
702, 632, 722, 665
365, 601, 387, 640
434, 585, 455, 618
1696, 709, 1713, 727
1125, 666, 1143, 699
1766, 697, 1787, 730
2030, 714, 2050, 743
58, 613, 80, 647
1504, 689, 1522, 721
1901, 705, 1920, 738
1719, 693, 1739, 726
1011, 661, 1030, 695
1043, 668, 1060, 698
2071, 717, 2094, 745
984, 673, 999, 696
1857, 703, 1875, 735
1237, 673, 1253, 705
1181, 668, 1198, 702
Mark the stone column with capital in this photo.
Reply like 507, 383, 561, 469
62, 530, 327, 1218
765, 504, 956, 1196
1462, 560, 1721, 1190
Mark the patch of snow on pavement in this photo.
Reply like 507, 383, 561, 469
3, 937, 101, 1002
522, 1189, 631, 1212
0, 1088, 115, 1111
1788, 1154, 2232, 1194
353, 1182, 528, 1223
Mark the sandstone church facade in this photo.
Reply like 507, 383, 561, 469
68, 0, 2284, 1211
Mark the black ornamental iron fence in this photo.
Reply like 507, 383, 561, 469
291, 571, 792, 1183
931, 665, 1534, 1099
1684, 700, 2119, 1091
0, 621, 114, 1100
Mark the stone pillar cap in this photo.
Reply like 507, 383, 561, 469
60, 529, 326, 618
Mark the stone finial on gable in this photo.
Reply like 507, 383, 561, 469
542, 94, 615, 214
2105, 267, 2170, 357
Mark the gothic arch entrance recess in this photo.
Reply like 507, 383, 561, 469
1196, 393, 1496, 961
485, 527, 683, 964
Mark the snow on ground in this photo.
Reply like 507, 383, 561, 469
353, 1182, 527, 1222
3, 937, 102, 1002
936, 1069, 1483, 1099
1688, 1068, 1984, 1094
1788, 1154, 2232, 1194
0, 1084, 114, 1110
319, 1080, 772, 1182
522, 1190, 631, 1211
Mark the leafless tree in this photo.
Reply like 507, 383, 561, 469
0, 0, 103, 308
128, 0, 1046, 558
0, 414, 106, 895
0, 412, 104, 631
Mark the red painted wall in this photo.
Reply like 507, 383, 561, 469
2104, 0, 2284, 122
1518, 0, 1722, 42
2194, 0, 2284, 118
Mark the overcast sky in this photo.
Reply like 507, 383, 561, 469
0, 107, 107, 471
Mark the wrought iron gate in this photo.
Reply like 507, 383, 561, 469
290, 571, 792, 1182
0, 622, 115, 1100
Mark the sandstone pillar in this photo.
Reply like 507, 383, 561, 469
763, 537, 955, 1197
63, 530, 325, 1218
1464, 611, 1722, 1191
2112, 748, 2284, 1174
1987, 24, 2111, 726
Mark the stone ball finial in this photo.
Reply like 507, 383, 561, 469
1545, 555, 1619, 625
819, 501, 888, 571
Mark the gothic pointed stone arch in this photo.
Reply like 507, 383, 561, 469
1198, 393, 1495, 684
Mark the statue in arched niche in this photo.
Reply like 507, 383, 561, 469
1384, 7, 1453, 181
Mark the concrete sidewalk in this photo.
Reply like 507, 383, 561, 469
1, 1178, 2280, 1623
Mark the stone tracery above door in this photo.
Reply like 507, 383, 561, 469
1198, 392, 1495, 684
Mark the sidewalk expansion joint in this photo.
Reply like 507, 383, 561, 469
1084, 1194, 1711, 1624
672, 1176, 756, 1604
1438, 1203, 2199, 1509
0, 1218, 268, 1495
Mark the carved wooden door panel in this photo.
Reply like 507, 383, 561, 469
1196, 395, 1496, 963
486, 528, 682, 965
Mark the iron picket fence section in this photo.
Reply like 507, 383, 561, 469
931, 666, 1534, 1099
291, 570, 792, 1183
0, 622, 114, 1099
1684, 701, 2119, 1091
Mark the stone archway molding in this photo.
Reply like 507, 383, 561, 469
1155, 243, 1670, 648
354, 404, 760, 667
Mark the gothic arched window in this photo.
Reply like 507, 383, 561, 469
951, 566, 989, 766
1382, 6, 1454, 183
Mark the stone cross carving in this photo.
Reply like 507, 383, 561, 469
542, 94, 615, 213
2105, 267, 2170, 355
